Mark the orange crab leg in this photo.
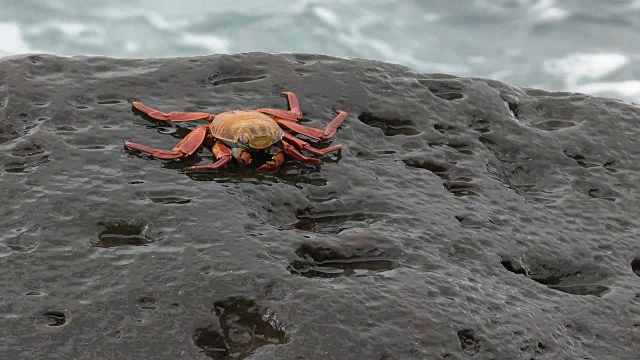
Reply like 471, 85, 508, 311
280, 140, 322, 165
274, 110, 347, 141
124, 125, 207, 160
132, 102, 213, 122
256, 147, 285, 172
282, 132, 342, 156
257, 91, 303, 121
186, 141, 232, 171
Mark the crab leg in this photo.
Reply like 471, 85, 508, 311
257, 92, 303, 121
186, 141, 232, 171
274, 110, 347, 141
124, 125, 207, 160
282, 132, 342, 156
280, 140, 322, 165
132, 102, 213, 122
256, 146, 286, 172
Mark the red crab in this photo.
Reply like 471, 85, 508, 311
124, 92, 347, 171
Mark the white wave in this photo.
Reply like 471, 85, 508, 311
422, 13, 441, 22
50, 23, 88, 37
181, 33, 231, 53
313, 6, 340, 27
0, 23, 33, 55
124, 41, 140, 54
531, 0, 569, 22
573, 80, 640, 102
544, 53, 629, 85
24, 22, 105, 49
95, 8, 189, 30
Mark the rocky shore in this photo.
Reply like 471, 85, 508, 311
1, 53, 639, 359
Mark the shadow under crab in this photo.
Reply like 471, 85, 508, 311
124, 92, 347, 172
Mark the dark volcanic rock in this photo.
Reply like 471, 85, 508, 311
1, 53, 640, 359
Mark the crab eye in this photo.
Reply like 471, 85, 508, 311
239, 134, 248, 144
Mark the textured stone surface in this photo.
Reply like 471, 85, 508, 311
1, 53, 640, 359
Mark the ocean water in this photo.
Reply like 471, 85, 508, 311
1, 0, 639, 102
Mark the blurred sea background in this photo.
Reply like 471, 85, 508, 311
1, 0, 639, 103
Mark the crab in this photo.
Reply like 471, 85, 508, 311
124, 92, 347, 171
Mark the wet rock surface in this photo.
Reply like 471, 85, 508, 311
1, 53, 640, 359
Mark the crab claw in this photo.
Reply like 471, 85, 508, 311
233, 148, 252, 165
256, 148, 285, 172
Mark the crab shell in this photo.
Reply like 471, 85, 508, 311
210, 110, 284, 150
